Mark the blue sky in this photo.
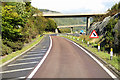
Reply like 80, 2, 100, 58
31, 0, 120, 13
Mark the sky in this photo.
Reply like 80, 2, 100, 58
31, 0, 120, 13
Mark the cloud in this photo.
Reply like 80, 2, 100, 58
31, 0, 120, 13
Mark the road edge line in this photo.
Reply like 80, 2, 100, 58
26, 36, 52, 80
0, 36, 44, 67
66, 38, 117, 79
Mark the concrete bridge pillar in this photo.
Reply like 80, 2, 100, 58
55, 28, 58, 33
71, 27, 73, 34
86, 17, 90, 35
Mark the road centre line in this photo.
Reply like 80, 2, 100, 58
65, 38, 117, 79
0, 67, 34, 74
8, 61, 38, 67
26, 36, 52, 80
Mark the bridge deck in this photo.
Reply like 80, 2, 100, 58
42, 13, 106, 18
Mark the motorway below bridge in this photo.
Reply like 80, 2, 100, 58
28, 36, 115, 79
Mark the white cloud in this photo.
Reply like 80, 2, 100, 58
31, 0, 120, 13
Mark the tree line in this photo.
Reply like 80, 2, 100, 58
1, 2, 57, 56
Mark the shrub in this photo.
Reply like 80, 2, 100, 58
3, 40, 24, 52
1, 44, 12, 56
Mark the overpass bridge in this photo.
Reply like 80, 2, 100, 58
33, 13, 106, 34
42, 13, 106, 18
56, 24, 86, 33
57, 24, 86, 28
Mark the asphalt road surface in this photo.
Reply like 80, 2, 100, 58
1, 35, 50, 80
31, 36, 112, 79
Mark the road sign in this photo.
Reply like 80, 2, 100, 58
89, 30, 99, 38
80, 30, 84, 33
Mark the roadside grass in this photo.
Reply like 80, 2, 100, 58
0, 35, 44, 65
62, 35, 120, 71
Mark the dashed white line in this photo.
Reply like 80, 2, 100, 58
1, 67, 33, 74
8, 61, 38, 67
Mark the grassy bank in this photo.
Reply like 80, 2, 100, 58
0, 35, 44, 65
61, 35, 120, 71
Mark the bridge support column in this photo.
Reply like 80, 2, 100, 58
86, 17, 90, 35
55, 28, 58, 33
71, 27, 73, 34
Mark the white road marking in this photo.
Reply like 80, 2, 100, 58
24, 54, 44, 57
7, 76, 26, 80
8, 61, 38, 67
39, 51, 47, 52
28, 52, 39, 53
28, 51, 46, 53
43, 46, 46, 48
1, 67, 33, 74
26, 36, 52, 80
18, 57, 42, 61
66, 38, 117, 79
17, 76, 26, 79
41, 49, 47, 50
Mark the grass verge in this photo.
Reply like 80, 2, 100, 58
0, 35, 44, 65
61, 35, 120, 71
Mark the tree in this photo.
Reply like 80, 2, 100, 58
45, 18, 57, 32
2, 5, 24, 41
105, 18, 118, 48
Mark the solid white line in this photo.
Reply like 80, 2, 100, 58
66, 38, 117, 79
24, 54, 44, 57
26, 36, 52, 80
0, 67, 33, 74
18, 57, 42, 61
8, 61, 38, 67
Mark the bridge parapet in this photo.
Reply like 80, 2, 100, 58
58, 25, 86, 28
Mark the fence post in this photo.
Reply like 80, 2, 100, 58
98, 43, 100, 52
87, 41, 89, 47
110, 48, 113, 60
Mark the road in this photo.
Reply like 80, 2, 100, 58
29, 36, 112, 79
1, 35, 50, 80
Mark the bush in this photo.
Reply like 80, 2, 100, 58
2, 44, 12, 56
3, 40, 24, 52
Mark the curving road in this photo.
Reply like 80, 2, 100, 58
31, 36, 112, 78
